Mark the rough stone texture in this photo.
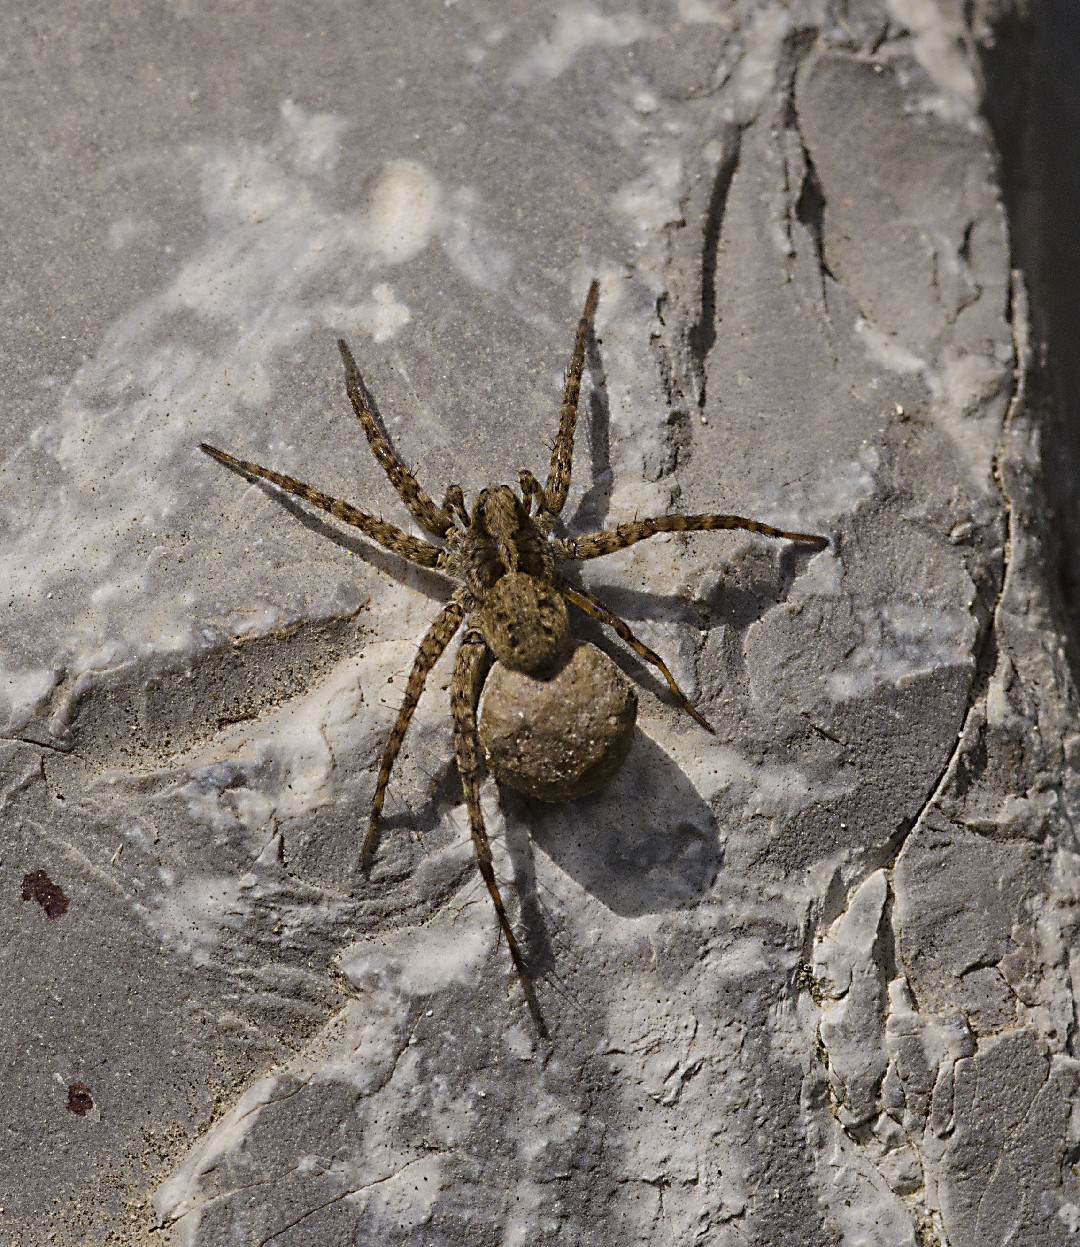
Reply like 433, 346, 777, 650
481, 642, 639, 801
1, 3, 1077, 1245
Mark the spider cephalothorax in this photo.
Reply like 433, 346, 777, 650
200, 280, 827, 1038
452, 486, 570, 675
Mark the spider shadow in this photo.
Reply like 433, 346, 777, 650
565, 331, 613, 533
499, 730, 720, 976
245, 481, 450, 604
559, 539, 823, 703
580, 540, 821, 630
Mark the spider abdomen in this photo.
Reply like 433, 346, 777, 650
479, 641, 637, 802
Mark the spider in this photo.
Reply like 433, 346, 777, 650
200, 280, 827, 1038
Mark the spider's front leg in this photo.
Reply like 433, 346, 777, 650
451, 629, 548, 1039
518, 469, 545, 515
337, 339, 456, 539
441, 483, 470, 529
536, 279, 600, 525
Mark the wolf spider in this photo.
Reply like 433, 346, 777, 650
201, 280, 827, 1037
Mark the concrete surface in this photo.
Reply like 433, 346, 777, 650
1, 2, 1077, 1245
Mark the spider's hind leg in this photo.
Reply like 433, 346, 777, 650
451, 629, 549, 1039
361, 598, 466, 873
560, 581, 714, 733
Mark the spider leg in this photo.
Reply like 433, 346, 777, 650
568, 512, 829, 560
451, 629, 549, 1039
361, 597, 467, 874
338, 339, 456, 539
560, 581, 715, 733
539, 279, 600, 522
200, 443, 445, 569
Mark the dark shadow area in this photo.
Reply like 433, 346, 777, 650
688, 121, 744, 408
555, 539, 823, 712
264, 485, 451, 603
63, 603, 370, 768
203, 449, 452, 603
566, 328, 614, 533
578, 539, 821, 630
978, 1, 1080, 684
503, 730, 720, 923
500, 731, 718, 1022
282, 755, 467, 898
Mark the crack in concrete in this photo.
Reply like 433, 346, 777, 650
881, 268, 1026, 906
254, 1154, 444, 1246
687, 123, 744, 410
785, 68, 837, 335
5, 733, 72, 755
159, 1014, 421, 1231
812, 272, 1030, 1237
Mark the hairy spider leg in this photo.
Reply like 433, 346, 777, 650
569, 512, 829, 560
540, 279, 601, 521
337, 339, 455, 538
362, 597, 468, 873
199, 443, 445, 568
560, 582, 714, 733
451, 630, 549, 1039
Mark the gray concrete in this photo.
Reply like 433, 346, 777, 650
1, 2, 1077, 1244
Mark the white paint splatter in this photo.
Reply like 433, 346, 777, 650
885, 0, 979, 121
512, 5, 652, 85
337, 892, 494, 997
614, 150, 684, 233
732, 4, 791, 117
139, 871, 245, 967
280, 97, 349, 171
826, 597, 976, 701
323, 282, 412, 343
855, 317, 926, 376
363, 159, 441, 262
441, 186, 513, 291
675, 0, 727, 22
855, 318, 1005, 489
